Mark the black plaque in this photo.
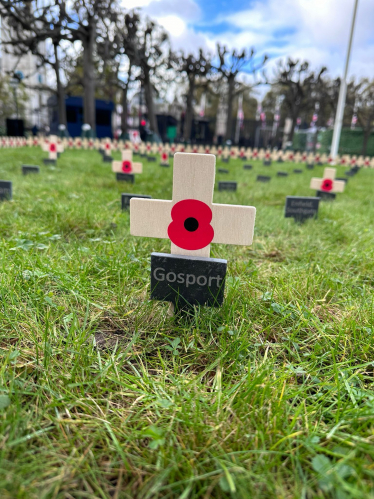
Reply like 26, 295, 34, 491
151, 252, 227, 308
218, 181, 237, 191
336, 177, 348, 183
222, 157, 229, 163
351, 165, 359, 173
243, 164, 253, 170
43, 159, 56, 165
147, 156, 157, 162
22, 165, 40, 175
218, 168, 229, 173
277, 158, 284, 163
121, 193, 151, 209
0, 180, 12, 201
277, 171, 288, 177
293, 169, 302, 173
345, 169, 357, 177
306, 163, 314, 169
285, 196, 320, 221
263, 160, 272, 166
256, 175, 271, 182
116, 173, 135, 183
160, 163, 170, 167
103, 155, 113, 162
316, 190, 336, 200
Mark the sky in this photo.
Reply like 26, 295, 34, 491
124, 0, 374, 82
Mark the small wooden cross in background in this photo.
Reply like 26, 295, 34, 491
310, 167, 345, 194
112, 150, 142, 175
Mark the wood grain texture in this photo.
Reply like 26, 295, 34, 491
172, 153, 215, 204
211, 204, 256, 245
130, 198, 172, 238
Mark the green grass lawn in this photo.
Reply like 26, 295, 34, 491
0, 148, 373, 499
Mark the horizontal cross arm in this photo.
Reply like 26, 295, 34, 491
212, 204, 256, 246
130, 198, 172, 238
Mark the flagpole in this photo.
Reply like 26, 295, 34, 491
330, 0, 359, 159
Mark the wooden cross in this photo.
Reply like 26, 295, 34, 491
112, 150, 142, 174
47, 136, 58, 160
160, 150, 169, 166
130, 153, 256, 258
310, 167, 345, 193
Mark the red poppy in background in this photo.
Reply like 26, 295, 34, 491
122, 160, 132, 173
168, 199, 214, 250
50, 144, 56, 152
162, 152, 168, 161
105, 143, 110, 150
321, 178, 333, 191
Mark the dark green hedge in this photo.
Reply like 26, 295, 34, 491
293, 128, 374, 156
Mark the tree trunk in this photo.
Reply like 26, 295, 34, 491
225, 76, 235, 142
121, 86, 128, 136
121, 64, 132, 136
143, 68, 159, 136
82, 23, 96, 131
54, 43, 67, 126
184, 75, 195, 142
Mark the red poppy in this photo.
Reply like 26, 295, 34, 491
168, 199, 214, 250
180, 147, 185, 152
253, 152, 258, 158
50, 144, 56, 152
162, 153, 168, 161
105, 143, 110, 150
205, 148, 210, 154
122, 160, 132, 173
321, 178, 333, 192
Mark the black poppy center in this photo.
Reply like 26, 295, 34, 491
184, 217, 199, 232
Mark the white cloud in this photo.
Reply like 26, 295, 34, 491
126, 0, 374, 80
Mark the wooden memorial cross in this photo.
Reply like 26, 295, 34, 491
43, 135, 58, 163
310, 167, 345, 199
160, 149, 169, 166
130, 153, 256, 310
112, 150, 142, 180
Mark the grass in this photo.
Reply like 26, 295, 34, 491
0, 147, 373, 499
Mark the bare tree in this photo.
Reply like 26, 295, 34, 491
214, 44, 267, 141
134, 20, 169, 136
271, 59, 326, 142
346, 79, 374, 155
169, 49, 211, 141
0, 0, 70, 125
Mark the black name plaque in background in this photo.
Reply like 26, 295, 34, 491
0, 181, 12, 201
116, 173, 135, 183
218, 181, 237, 191
121, 193, 151, 210
151, 252, 227, 308
285, 196, 320, 221
22, 165, 40, 175
256, 175, 271, 182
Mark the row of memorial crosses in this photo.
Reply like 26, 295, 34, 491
4, 136, 373, 169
